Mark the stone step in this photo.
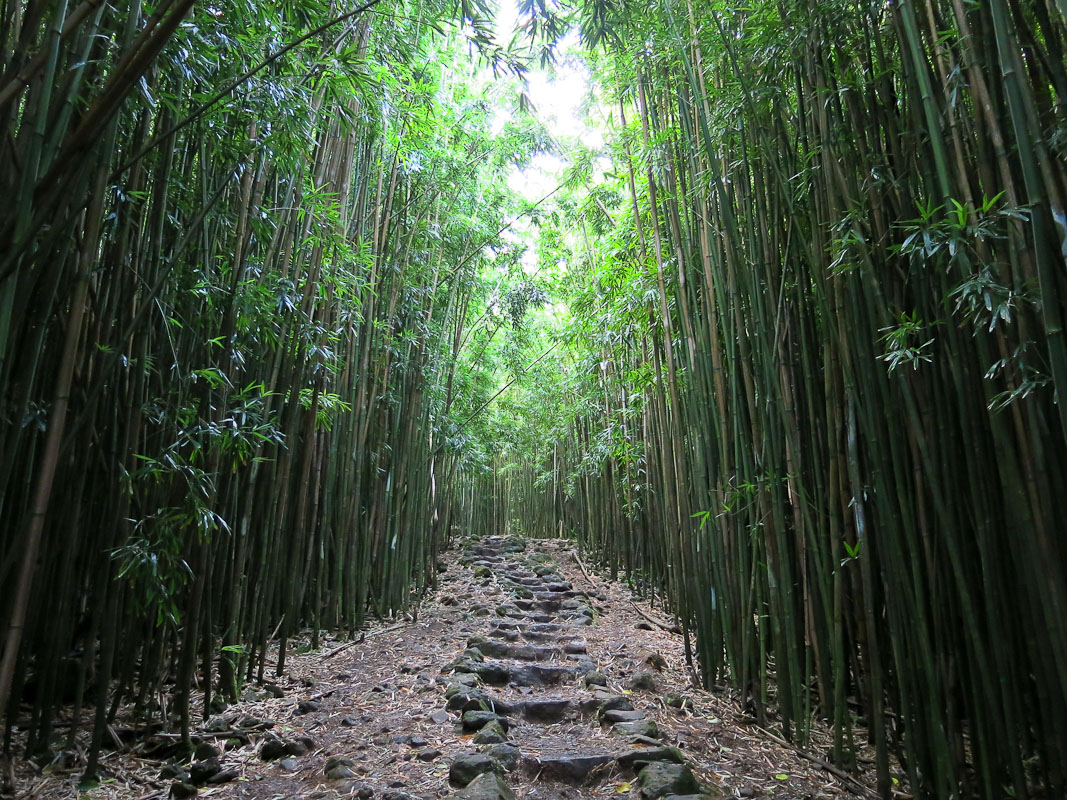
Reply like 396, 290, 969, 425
602, 709, 646, 724
522, 753, 615, 783
612, 719, 660, 739
508, 664, 578, 687
445, 687, 520, 715
468, 638, 559, 661
520, 697, 574, 723
525, 622, 563, 634
616, 746, 684, 770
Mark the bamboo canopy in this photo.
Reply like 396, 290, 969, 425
2, 0, 1066, 798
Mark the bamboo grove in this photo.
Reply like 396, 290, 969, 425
4, 0, 1067, 798
479, 0, 1067, 798
0, 0, 558, 778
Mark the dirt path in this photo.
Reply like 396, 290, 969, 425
16, 537, 882, 800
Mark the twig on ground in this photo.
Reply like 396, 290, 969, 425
573, 552, 598, 588
325, 621, 412, 660
631, 601, 676, 633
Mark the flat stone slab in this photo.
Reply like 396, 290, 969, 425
521, 698, 573, 722
519, 629, 558, 643
613, 719, 660, 739
523, 754, 616, 783
582, 693, 634, 714
468, 638, 557, 661
526, 623, 563, 633
617, 746, 684, 770
602, 709, 646, 723
453, 660, 510, 685
508, 664, 577, 687
446, 688, 519, 715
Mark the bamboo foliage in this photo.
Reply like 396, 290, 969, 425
0, 0, 540, 777
486, 0, 1067, 797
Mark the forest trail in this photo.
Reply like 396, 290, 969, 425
22, 538, 881, 800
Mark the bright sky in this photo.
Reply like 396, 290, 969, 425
491, 0, 602, 201
483, 0, 606, 277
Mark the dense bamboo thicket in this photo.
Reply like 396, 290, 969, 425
5, 0, 1067, 797
479, 0, 1067, 798
0, 0, 550, 777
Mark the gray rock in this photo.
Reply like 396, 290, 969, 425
526, 623, 562, 633
448, 673, 482, 690
297, 700, 321, 714
473, 720, 509, 744
278, 758, 300, 771
602, 709, 646, 723
469, 638, 556, 661
462, 710, 509, 732
522, 754, 615, 783
417, 747, 441, 761
617, 746, 684, 770
189, 758, 221, 785
484, 743, 521, 771
204, 717, 229, 733
455, 772, 516, 800
628, 672, 657, 691
508, 664, 576, 687
446, 687, 494, 712
597, 694, 636, 713
584, 670, 608, 687
285, 736, 314, 756
472, 662, 511, 685
563, 640, 587, 654
449, 752, 499, 786
430, 710, 451, 724
206, 769, 239, 784
613, 719, 661, 739
260, 736, 288, 761
638, 763, 700, 799
521, 698, 572, 722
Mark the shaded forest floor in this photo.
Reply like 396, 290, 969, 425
11, 538, 890, 800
